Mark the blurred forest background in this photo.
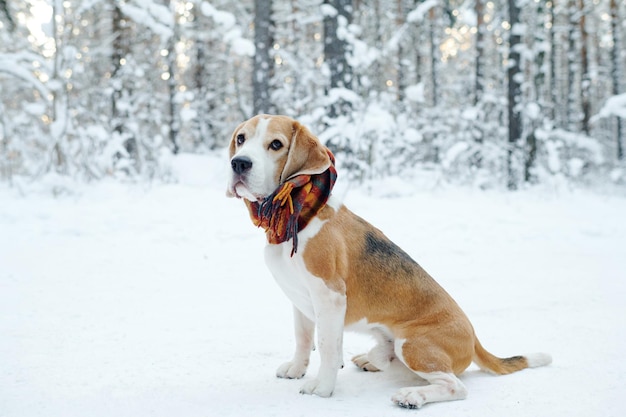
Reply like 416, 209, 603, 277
0, 0, 624, 190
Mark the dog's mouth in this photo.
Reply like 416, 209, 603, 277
229, 179, 265, 202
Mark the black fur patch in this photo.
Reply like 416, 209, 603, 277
502, 356, 525, 364
365, 231, 414, 261
363, 231, 418, 276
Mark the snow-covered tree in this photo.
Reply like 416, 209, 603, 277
0, 0, 624, 188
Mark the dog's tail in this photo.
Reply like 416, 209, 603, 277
473, 338, 552, 375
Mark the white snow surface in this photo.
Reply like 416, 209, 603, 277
2, 153, 626, 417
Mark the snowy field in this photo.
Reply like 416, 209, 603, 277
2, 153, 626, 417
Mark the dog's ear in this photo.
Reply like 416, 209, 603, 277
228, 121, 245, 158
280, 121, 331, 182
226, 121, 246, 198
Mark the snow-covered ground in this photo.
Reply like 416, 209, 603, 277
2, 153, 625, 417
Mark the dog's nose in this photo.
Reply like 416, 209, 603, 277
231, 156, 253, 175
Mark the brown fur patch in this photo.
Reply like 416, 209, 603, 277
302, 205, 476, 375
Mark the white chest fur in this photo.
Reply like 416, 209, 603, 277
264, 216, 327, 321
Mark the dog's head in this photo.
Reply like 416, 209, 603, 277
226, 115, 331, 201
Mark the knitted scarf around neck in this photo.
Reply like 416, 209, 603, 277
248, 149, 337, 256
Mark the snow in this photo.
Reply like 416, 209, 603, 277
179, 106, 197, 123
346, 35, 379, 68
326, 87, 361, 106
120, 1, 174, 40
593, 93, 626, 120
545, 140, 562, 173
526, 102, 541, 120
511, 23, 527, 36
224, 29, 255, 57
320, 4, 338, 18
404, 127, 423, 143
200, 3, 236, 29
200, 4, 254, 57
407, 0, 437, 23
405, 83, 425, 103
568, 157, 585, 177
462, 107, 480, 120
547, 129, 605, 165
2, 153, 626, 417
442, 141, 470, 170
362, 103, 394, 134
0, 54, 50, 98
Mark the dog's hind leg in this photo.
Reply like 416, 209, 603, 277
391, 371, 468, 409
390, 337, 470, 408
352, 328, 395, 372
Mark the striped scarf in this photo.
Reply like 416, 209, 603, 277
248, 150, 337, 256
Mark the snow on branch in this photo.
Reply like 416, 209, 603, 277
200, 2, 236, 28
407, 0, 438, 23
320, 4, 338, 18
120, 0, 174, 40
347, 0, 437, 70
200, 1, 254, 57
592, 93, 626, 121
0, 54, 50, 98
326, 87, 361, 106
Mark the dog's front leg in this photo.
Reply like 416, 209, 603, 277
277, 306, 314, 379
299, 283, 346, 398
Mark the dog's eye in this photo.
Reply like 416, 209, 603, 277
236, 134, 245, 146
269, 140, 283, 151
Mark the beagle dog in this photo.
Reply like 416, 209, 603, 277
226, 114, 551, 408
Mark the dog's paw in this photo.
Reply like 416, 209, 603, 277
276, 361, 308, 379
391, 388, 426, 409
299, 378, 334, 397
351, 353, 382, 372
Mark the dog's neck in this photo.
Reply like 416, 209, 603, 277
245, 151, 337, 256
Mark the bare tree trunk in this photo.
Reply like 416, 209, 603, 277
507, 0, 522, 190
111, 2, 124, 135
0, 0, 14, 31
253, 0, 274, 115
566, 0, 577, 132
526, 0, 547, 183
110, 1, 139, 171
549, 0, 557, 122
110, 0, 139, 169
429, 7, 438, 107
609, 0, 623, 160
323, 0, 352, 116
579, 0, 590, 135
166, 0, 179, 154
370, 0, 382, 93
474, 0, 484, 106
193, 11, 211, 149
413, 0, 422, 86
396, 0, 406, 103
51, 0, 67, 174
166, 44, 178, 154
